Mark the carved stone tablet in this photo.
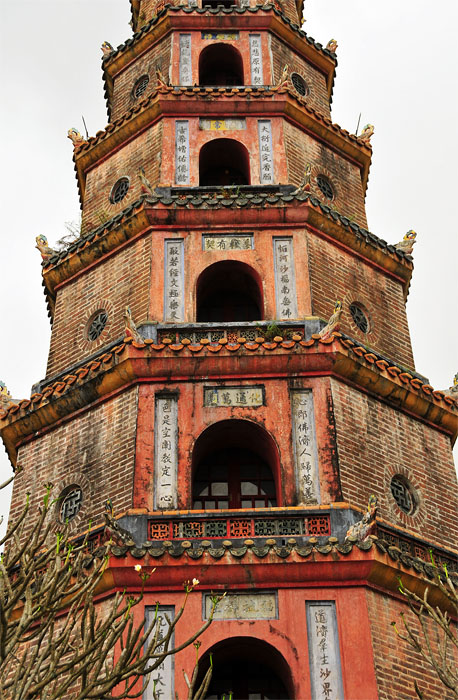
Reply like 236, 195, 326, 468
143, 606, 175, 699
175, 121, 189, 185
306, 602, 344, 700
249, 34, 263, 85
204, 385, 264, 407
164, 239, 184, 323
258, 120, 274, 183
291, 390, 321, 504
204, 592, 278, 620
179, 34, 192, 85
273, 237, 298, 319
199, 118, 246, 131
203, 233, 253, 250
154, 395, 178, 510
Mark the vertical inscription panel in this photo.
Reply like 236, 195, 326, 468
164, 239, 184, 322
179, 34, 192, 85
249, 34, 263, 85
175, 120, 190, 184
143, 606, 175, 699
258, 120, 274, 184
154, 396, 178, 510
273, 237, 298, 319
291, 390, 320, 504
306, 602, 344, 700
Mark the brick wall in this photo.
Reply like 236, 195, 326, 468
284, 122, 368, 228
46, 235, 152, 378
306, 232, 414, 368
270, 35, 331, 119
81, 123, 162, 233
110, 37, 172, 122
8, 388, 138, 538
331, 379, 458, 550
367, 588, 456, 700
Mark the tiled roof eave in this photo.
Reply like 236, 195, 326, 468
1, 335, 456, 468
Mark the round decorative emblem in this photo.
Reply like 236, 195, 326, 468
390, 476, 417, 515
349, 303, 370, 333
133, 74, 149, 99
59, 486, 83, 523
110, 177, 130, 204
290, 72, 309, 97
87, 310, 108, 341
316, 174, 334, 200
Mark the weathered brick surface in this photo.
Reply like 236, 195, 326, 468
331, 379, 458, 550
46, 235, 152, 377
270, 35, 331, 119
306, 232, 414, 367
81, 123, 162, 232
367, 588, 456, 700
8, 389, 138, 538
110, 37, 172, 122
284, 121, 368, 227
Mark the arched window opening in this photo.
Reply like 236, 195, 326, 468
196, 637, 293, 699
192, 420, 279, 510
199, 44, 244, 86
196, 261, 263, 322
199, 138, 250, 187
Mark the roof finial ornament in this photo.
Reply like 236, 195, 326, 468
123, 306, 144, 344
138, 167, 154, 196
318, 300, 343, 341
156, 67, 169, 88
326, 39, 338, 53
277, 64, 289, 87
101, 41, 114, 59
346, 495, 378, 542
35, 235, 56, 262
442, 373, 458, 400
357, 123, 374, 145
292, 162, 312, 195
67, 128, 87, 148
394, 230, 417, 255
0, 381, 14, 411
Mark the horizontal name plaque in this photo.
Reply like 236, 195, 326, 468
199, 118, 246, 131
204, 592, 277, 620
201, 31, 239, 40
203, 233, 253, 250
204, 385, 264, 407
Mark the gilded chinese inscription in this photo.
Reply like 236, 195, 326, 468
291, 390, 320, 504
204, 386, 264, 407
273, 238, 298, 319
306, 602, 344, 700
201, 31, 239, 40
204, 593, 277, 620
199, 118, 246, 131
154, 396, 178, 510
164, 239, 184, 323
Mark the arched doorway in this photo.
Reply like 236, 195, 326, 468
198, 637, 293, 699
199, 139, 250, 186
192, 420, 280, 510
196, 261, 263, 322
199, 44, 244, 86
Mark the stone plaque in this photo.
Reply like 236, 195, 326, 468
249, 34, 263, 85
306, 602, 344, 700
258, 120, 273, 183
199, 118, 246, 131
154, 395, 178, 510
204, 385, 264, 407
204, 592, 277, 620
203, 233, 253, 250
179, 34, 192, 85
164, 239, 184, 322
273, 237, 298, 319
201, 31, 239, 40
143, 606, 175, 699
175, 120, 189, 185
291, 390, 320, 504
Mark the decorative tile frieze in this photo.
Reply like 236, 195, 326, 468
164, 239, 184, 323
175, 121, 190, 185
249, 34, 263, 85
204, 592, 277, 620
273, 237, 298, 319
291, 390, 321, 504
154, 395, 178, 510
306, 602, 344, 700
204, 385, 264, 407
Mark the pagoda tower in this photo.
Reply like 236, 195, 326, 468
2, 0, 457, 698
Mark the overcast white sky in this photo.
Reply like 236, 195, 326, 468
0, 0, 457, 531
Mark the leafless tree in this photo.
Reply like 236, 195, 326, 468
392, 561, 458, 699
0, 484, 218, 699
